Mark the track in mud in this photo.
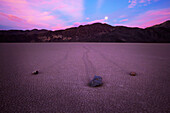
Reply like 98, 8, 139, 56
82, 46, 97, 83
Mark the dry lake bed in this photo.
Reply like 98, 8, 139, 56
0, 43, 170, 113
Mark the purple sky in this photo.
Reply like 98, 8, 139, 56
0, 0, 169, 30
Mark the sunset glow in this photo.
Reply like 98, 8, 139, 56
0, 0, 169, 30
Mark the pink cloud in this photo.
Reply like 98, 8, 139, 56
119, 15, 127, 18
51, 21, 85, 30
120, 19, 128, 22
128, 0, 137, 8
28, 0, 84, 20
51, 0, 84, 20
139, 0, 145, 3
114, 24, 125, 26
0, 12, 39, 29
140, 16, 169, 27
128, 0, 158, 8
0, 0, 84, 30
123, 8, 170, 28
51, 24, 67, 30
0, 12, 24, 22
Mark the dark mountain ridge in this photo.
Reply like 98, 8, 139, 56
0, 20, 170, 42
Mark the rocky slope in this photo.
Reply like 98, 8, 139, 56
0, 20, 170, 42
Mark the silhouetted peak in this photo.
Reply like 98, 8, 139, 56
150, 20, 170, 28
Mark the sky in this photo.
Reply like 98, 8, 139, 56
0, 0, 169, 30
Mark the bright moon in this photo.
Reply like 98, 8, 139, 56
105, 16, 108, 20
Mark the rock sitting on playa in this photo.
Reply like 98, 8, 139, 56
89, 75, 103, 87
32, 70, 39, 75
130, 72, 136, 76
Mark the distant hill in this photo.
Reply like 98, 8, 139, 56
0, 20, 170, 43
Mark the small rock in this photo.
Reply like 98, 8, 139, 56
130, 72, 136, 76
89, 75, 103, 87
32, 70, 39, 75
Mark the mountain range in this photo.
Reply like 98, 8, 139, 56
0, 20, 170, 43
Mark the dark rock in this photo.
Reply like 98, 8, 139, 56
32, 70, 39, 75
130, 72, 136, 76
89, 75, 103, 87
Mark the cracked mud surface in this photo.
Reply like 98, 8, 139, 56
0, 43, 170, 113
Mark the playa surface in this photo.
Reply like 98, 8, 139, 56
0, 43, 170, 113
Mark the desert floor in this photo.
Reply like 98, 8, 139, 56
0, 43, 170, 113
